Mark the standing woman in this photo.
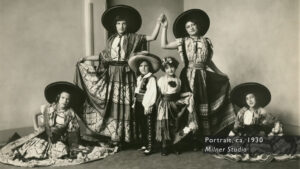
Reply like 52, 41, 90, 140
160, 9, 235, 149
74, 5, 164, 148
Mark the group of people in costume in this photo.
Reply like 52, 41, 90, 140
0, 4, 299, 167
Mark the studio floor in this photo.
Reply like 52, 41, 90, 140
0, 148, 299, 169
0, 128, 299, 169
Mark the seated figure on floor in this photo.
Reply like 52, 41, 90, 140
229, 82, 282, 137
213, 82, 300, 162
0, 82, 116, 167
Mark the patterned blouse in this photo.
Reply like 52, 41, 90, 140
233, 107, 278, 133
40, 103, 79, 133
177, 37, 213, 66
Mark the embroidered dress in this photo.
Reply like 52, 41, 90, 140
232, 107, 277, 136
133, 73, 157, 150
0, 104, 116, 167
74, 33, 147, 143
177, 37, 235, 136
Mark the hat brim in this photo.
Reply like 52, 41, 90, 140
128, 53, 161, 73
101, 5, 142, 33
44, 81, 85, 108
173, 9, 210, 38
231, 82, 271, 108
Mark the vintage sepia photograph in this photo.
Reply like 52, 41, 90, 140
0, 0, 299, 168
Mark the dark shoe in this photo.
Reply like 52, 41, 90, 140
161, 148, 168, 156
174, 149, 181, 155
193, 146, 200, 152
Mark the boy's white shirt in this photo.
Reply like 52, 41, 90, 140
135, 72, 157, 111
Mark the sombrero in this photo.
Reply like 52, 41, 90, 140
173, 9, 210, 38
128, 51, 161, 73
44, 81, 85, 108
101, 5, 142, 33
231, 82, 271, 108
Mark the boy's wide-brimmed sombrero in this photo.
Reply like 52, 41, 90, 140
231, 82, 271, 108
128, 51, 161, 73
101, 5, 142, 33
44, 81, 85, 107
173, 9, 210, 38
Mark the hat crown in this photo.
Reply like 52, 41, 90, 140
231, 82, 271, 108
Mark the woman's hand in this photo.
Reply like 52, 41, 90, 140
144, 106, 153, 115
228, 131, 236, 136
157, 13, 165, 24
161, 15, 168, 28
78, 56, 86, 63
34, 126, 45, 133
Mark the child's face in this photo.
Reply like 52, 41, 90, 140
246, 93, 256, 108
165, 65, 176, 76
58, 92, 70, 109
139, 61, 150, 75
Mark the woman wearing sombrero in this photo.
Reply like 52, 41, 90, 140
160, 9, 236, 149
229, 82, 281, 137
0, 82, 116, 167
74, 5, 165, 147
213, 83, 300, 162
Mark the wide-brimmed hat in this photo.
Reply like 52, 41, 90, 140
101, 5, 142, 33
44, 81, 85, 108
231, 82, 271, 108
173, 9, 210, 38
128, 51, 161, 73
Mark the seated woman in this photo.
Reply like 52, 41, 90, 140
213, 82, 300, 162
229, 82, 282, 137
0, 82, 116, 167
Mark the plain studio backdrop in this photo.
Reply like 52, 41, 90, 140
0, 0, 299, 143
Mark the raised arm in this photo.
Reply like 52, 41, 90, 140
145, 14, 165, 41
78, 55, 99, 62
161, 16, 179, 49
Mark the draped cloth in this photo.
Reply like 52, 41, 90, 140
74, 33, 147, 143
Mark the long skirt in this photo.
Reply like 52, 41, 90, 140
74, 62, 136, 143
212, 135, 300, 162
156, 94, 191, 144
180, 68, 236, 136
0, 130, 116, 167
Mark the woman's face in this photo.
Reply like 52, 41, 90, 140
165, 65, 176, 76
246, 93, 257, 108
185, 21, 198, 36
139, 61, 150, 75
58, 92, 70, 109
116, 20, 127, 35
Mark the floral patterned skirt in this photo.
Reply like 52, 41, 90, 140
0, 130, 116, 167
75, 62, 136, 143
